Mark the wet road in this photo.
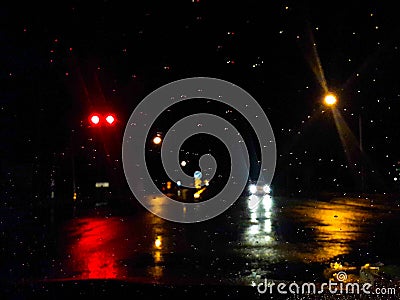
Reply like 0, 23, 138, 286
39, 194, 400, 285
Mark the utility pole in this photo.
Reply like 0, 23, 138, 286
359, 112, 365, 194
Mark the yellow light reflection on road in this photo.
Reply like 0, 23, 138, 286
292, 199, 370, 262
144, 209, 167, 280
145, 196, 169, 217
154, 235, 162, 249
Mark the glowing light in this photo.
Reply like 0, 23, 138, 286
263, 184, 271, 194
105, 115, 115, 125
194, 187, 206, 199
324, 93, 337, 106
154, 236, 162, 249
153, 136, 162, 144
181, 161, 187, 167
194, 178, 202, 189
90, 114, 100, 125
249, 184, 257, 194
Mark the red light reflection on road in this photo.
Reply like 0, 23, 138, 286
69, 218, 125, 279
85, 250, 117, 279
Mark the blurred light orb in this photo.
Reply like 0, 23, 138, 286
324, 93, 337, 106
154, 236, 162, 249
194, 171, 202, 179
249, 184, 257, 194
263, 184, 271, 194
153, 136, 162, 145
90, 115, 100, 125
105, 115, 115, 125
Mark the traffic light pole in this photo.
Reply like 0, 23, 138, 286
71, 129, 77, 202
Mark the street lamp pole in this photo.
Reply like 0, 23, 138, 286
359, 112, 365, 193
323, 92, 366, 193
358, 114, 363, 152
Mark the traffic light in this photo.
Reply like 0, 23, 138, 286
105, 114, 115, 125
88, 113, 116, 126
89, 113, 101, 125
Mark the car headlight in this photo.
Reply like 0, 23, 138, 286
263, 184, 271, 194
249, 184, 257, 194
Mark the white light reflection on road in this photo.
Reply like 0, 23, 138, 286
244, 195, 275, 247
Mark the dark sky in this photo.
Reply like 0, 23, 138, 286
2, 0, 400, 197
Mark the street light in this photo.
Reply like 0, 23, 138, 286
323, 93, 337, 107
153, 136, 162, 145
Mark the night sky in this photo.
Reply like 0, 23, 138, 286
2, 1, 400, 202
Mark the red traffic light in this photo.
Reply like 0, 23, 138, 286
88, 113, 116, 126
89, 114, 100, 125
105, 114, 115, 125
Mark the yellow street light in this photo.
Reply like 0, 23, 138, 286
324, 93, 337, 107
153, 136, 162, 145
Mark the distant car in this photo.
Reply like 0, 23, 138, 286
248, 181, 271, 195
